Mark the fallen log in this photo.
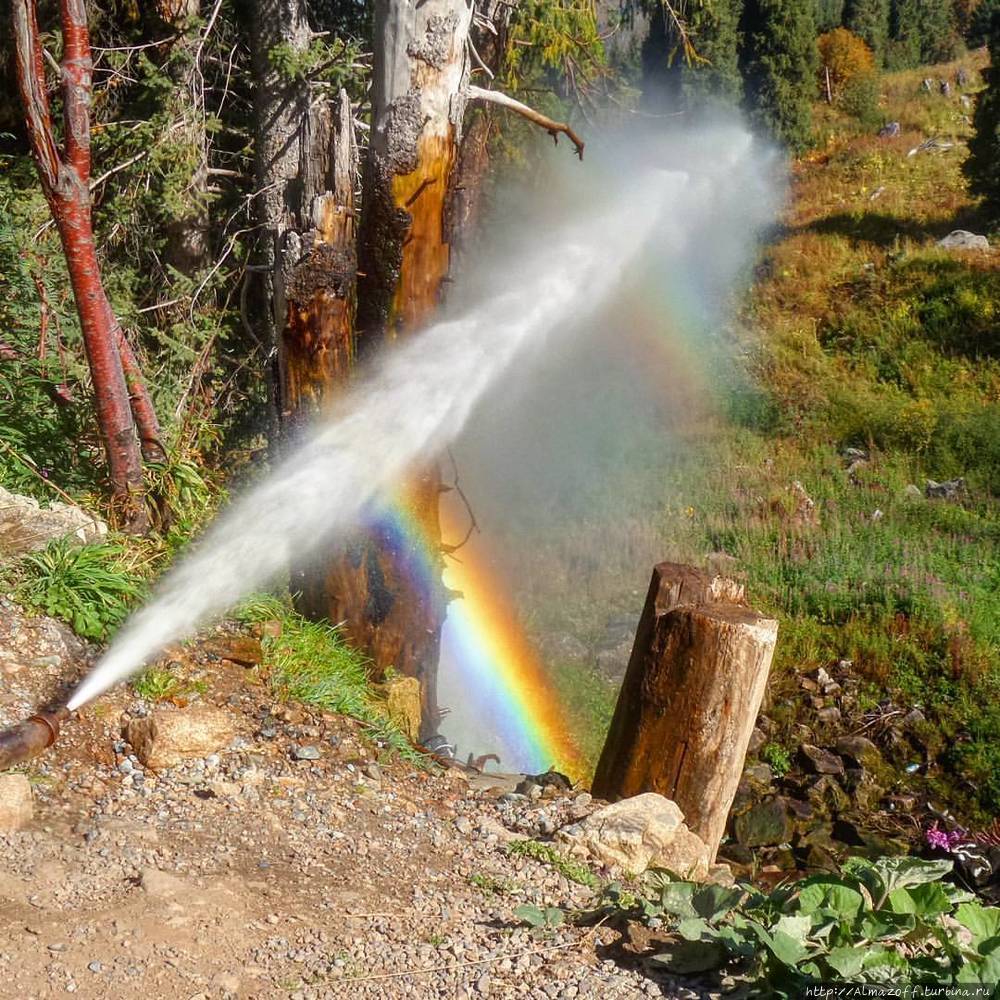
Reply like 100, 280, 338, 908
592, 562, 778, 860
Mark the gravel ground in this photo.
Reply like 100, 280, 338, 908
0, 601, 710, 999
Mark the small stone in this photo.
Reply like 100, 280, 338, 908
48, 942, 67, 952
292, 745, 320, 761
799, 744, 845, 776
454, 816, 473, 835
88, 961, 103, 973
202, 635, 263, 666
835, 736, 882, 771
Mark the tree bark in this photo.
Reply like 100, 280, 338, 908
293, 0, 475, 735
593, 563, 778, 860
11, 0, 156, 524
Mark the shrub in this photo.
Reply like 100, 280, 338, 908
818, 28, 877, 101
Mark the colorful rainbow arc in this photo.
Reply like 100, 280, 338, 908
372, 497, 584, 778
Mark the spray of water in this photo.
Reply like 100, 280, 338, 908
67, 127, 773, 713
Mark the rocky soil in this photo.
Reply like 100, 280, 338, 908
0, 600, 709, 1000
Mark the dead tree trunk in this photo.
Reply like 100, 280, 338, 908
593, 563, 778, 860
11, 0, 160, 525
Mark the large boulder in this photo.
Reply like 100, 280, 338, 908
561, 793, 710, 878
126, 705, 236, 769
0, 774, 33, 831
0, 486, 106, 559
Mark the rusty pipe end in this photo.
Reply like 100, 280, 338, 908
0, 706, 71, 771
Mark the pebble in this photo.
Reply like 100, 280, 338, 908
292, 745, 320, 761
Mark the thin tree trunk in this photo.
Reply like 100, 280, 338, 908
12, 0, 152, 525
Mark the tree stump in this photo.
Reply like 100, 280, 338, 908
592, 563, 778, 860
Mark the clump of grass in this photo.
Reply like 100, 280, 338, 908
13, 538, 143, 641
238, 594, 427, 766
469, 872, 519, 896
507, 839, 601, 888
132, 667, 181, 702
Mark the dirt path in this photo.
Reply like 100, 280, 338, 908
0, 602, 701, 1000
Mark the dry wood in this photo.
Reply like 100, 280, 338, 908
593, 562, 778, 859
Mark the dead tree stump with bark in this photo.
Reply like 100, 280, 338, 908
592, 562, 778, 860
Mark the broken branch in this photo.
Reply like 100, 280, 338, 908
466, 85, 584, 159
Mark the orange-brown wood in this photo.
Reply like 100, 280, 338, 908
593, 563, 778, 860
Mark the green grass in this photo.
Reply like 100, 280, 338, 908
12, 538, 143, 641
238, 595, 428, 766
507, 839, 602, 888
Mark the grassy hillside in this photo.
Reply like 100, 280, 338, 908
558, 53, 1000, 818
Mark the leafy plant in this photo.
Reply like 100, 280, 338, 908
14, 539, 142, 641
762, 742, 793, 778
131, 667, 182, 702
514, 903, 565, 930
570, 857, 1000, 992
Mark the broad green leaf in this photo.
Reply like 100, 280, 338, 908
514, 904, 546, 928
858, 910, 917, 941
773, 913, 812, 946
798, 878, 865, 920
692, 884, 744, 923
651, 939, 728, 974
543, 907, 564, 927
873, 856, 953, 895
941, 883, 977, 906
826, 945, 865, 978
677, 917, 711, 941
657, 881, 699, 920
746, 919, 812, 967
956, 902, 1000, 948
841, 856, 883, 899
956, 946, 1000, 984
862, 946, 911, 980
887, 882, 952, 918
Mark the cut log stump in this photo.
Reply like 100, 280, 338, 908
592, 562, 778, 861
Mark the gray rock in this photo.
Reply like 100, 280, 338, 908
926, 477, 965, 499
0, 486, 107, 559
903, 484, 924, 501
292, 745, 321, 761
799, 744, 845, 776
878, 121, 900, 138
834, 735, 883, 771
733, 797, 793, 848
937, 231, 989, 251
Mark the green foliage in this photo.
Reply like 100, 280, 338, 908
762, 742, 792, 777
740, 0, 820, 152
469, 872, 519, 896
844, 0, 891, 65
840, 71, 884, 128
13, 540, 142, 641
514, 903, 566, 929
887, 0, 960, 69
815, 0, 846, 32
563, 858, 1000, 990
507, 839, 601, 888
503, 0, 608, 95
238, 596, 426, 765
966, 14, 1000, 210
640, 0, 744, 111
267, 35, 366, 90
132, 666, 182, 702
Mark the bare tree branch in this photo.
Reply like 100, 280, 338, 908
466, 85, 585, 159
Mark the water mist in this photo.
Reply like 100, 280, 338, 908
67, 125, 778, 717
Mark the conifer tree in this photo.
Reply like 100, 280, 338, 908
845, 0, 890, 65
740, 0, 819, 152
640, 0, 743, 112
888, 0, 959, 67
965, 7, 1000, 209
816, 0, 846, 32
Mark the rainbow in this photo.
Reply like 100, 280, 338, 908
372, 494, 583, 778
